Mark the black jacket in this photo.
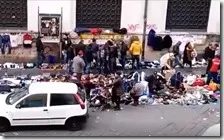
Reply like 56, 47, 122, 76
85, 45, 93, 62
204, 47, 215, 60
62, 38, 72, 50
120, 43, 128, 56
36, 37, 44, 52
75, 42, 86, 55
145, 74, 166, 94
109, 46, 118, 58
67, 47, 75, 60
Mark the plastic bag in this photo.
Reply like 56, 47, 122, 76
187, 75, 197, 85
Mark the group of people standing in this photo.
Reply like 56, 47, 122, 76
60, 37, 143, 80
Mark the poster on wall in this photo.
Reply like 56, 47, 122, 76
38, 14, 62, 41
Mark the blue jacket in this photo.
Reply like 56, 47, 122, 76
0, 35, 2, 48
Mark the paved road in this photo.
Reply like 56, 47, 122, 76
0, 67, 220, 136
1, 102, 220, 136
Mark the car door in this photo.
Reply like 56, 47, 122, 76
11, 93, 49, 126
48, 93, 81, 125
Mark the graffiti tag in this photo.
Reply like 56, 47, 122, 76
127, 23, 157, 32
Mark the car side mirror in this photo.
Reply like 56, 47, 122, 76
16, 104, 21, 109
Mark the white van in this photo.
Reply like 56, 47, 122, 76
0, 82, 88, 132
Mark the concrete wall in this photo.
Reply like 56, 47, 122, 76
27, 0, 220, 34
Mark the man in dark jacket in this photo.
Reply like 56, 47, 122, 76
204, 44, 216, 74
103, 44, 110, 74
67, 46, 75, 74
75, 40, 86, 56
85, 44, 93, 74
62, 34, 72, 63
107, 72, 124, 111
98, 45, 105, 74
91, 38, 99, 67
108, 41, 118, 73
145, 72, 166, 96
36, 35, 45, 68
119, 41, 128, 69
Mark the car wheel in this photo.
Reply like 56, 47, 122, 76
0, 118, 10, 132
65, 118, 82, 131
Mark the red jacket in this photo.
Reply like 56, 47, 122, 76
209, 57, 220, 72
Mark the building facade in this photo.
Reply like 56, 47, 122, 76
25, 0, 220, 34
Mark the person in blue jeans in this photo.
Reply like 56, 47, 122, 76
84, 44, 93, 74
36, 36, 45, 68
206, 55, 220, 84
67, 46, 75, 75
0, 35, 12, 54
119, 41, 128, 69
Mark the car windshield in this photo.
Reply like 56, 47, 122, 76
6, 89, 28, 105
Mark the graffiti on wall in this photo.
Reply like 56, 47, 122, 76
127, 23, 157, 32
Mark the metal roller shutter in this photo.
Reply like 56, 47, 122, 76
76, 0, 122, 28
166, 0, 211, 31
0, 0, 27, 28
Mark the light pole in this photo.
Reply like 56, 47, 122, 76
142, 0, 148, 61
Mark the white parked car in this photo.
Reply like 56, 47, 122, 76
0, 82, 88, 132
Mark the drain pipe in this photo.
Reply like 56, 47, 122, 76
141, 0, 148, 61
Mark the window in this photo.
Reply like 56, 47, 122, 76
0, 0, 27, 28
18, 94, 47, 108
76, 0, 122, 28
50, 94, 78, 106
6, 90, 28, 105
165, 0, 211, 31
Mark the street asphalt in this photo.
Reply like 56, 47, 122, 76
1, 102, 220, 136
0, 67, 221, 136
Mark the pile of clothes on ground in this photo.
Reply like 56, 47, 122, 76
134, 72, 220, 105
0, 71, 219, 108
0, 56, 207, 71
0, 62, 65, 70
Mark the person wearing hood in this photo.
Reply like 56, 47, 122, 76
72, 50, 85, 81
183, 42, 195, 68
172, 41, 183, 68
36, 35, 45, 68
129, 40, 142, 69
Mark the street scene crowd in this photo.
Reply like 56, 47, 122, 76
1, 33, 220, 111
37, 35, 221, 111
0, 30, 220, 136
